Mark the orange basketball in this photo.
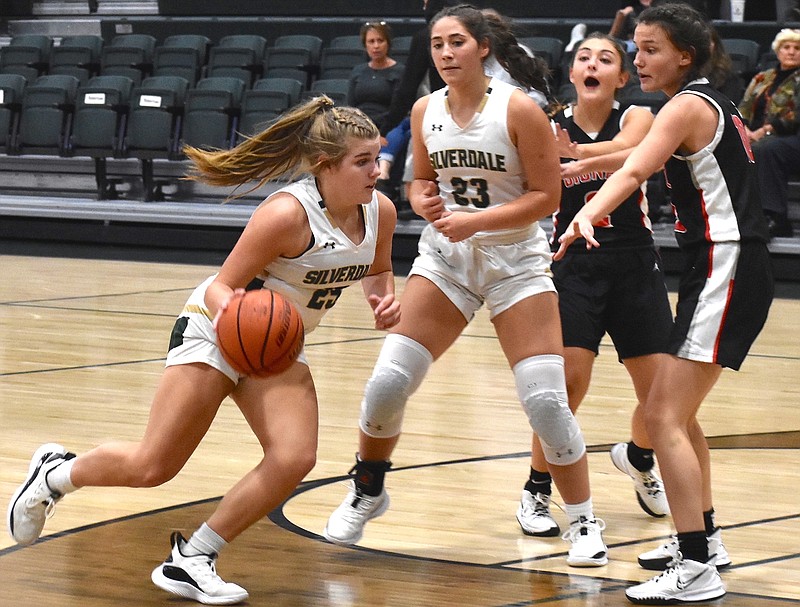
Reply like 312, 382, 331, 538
216, 289, 304, 376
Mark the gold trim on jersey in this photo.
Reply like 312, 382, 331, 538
182, 304, 213, 320
444, 85, 492, 116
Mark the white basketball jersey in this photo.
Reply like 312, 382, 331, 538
258, 176, 380, 333
422, 77, 534, 242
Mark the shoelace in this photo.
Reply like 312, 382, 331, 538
523, 493, 564, 518
652, 552, 686, 582
184, 553, 226, 589
639, 471, 664, 496
561, 518, 606, 542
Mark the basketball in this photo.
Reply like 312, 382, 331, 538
215, 289, 305, 376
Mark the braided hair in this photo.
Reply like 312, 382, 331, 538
184, 96, 379, 199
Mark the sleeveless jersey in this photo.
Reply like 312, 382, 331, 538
665, 79, 769, 247
553, 102, 654, 251
422, 77, 536, 242
257, 176, 380, 333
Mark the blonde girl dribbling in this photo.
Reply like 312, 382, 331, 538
7, 96, 401, 605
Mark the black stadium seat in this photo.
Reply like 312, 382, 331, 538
238, 77, 303, 141
49, 35, 104, 85
100, 34, 156, 85
1, 35, 53, 83
182, 76, 245, 150
125, 75, 189, 200
303, 78, 349, 105
0, 73, 26, 153
16, 74, 79, 156
319, 47, 366, 80
206, 35, 268, 87
71, 75, 134, 199
152, 35, 211, 86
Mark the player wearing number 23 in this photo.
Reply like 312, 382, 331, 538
324, 6, 607, 569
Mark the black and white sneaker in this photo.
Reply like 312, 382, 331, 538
7, 443, 75, 545
626, 556, 725, 604
151, 532, 248, 605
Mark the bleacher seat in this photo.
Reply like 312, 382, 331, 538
152, 35, 210, 86
392, 35, 412, 65
238, 77, 303, 141
519, 36, 564, 73
722, 38, 761, 79
263, 67, 309, 88
1, 34, 53, 83
206, 35, 268, 87
254, 77, 302, 106
319, 47, 366, 80
264, 35, 323, 88
0, 73, 26, 153
71, 75, 135, 199
16, 74, 79, 156
182, 76, 245, 151
125, 75, 189, 200
49, 35, 104, 85
329, 35, 363, 50
100, 34, 157, 85
755, 51, 778, 73
303, 78, 349, 104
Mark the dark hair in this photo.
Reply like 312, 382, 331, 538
637, 2, 712, 84
570, 32, 629, 71
430, 4, 551, 97
360, 21, 393, 51
707, 27, 734, 91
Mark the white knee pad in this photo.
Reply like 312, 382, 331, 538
359, 334, 433, 438
514, 354, 585, 466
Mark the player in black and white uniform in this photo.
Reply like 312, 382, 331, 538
517, 32, 674, 541
325, 5, 608, 568
6, 97, 400, 605
557, 5, 773, 603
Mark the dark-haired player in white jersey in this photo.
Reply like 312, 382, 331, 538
517, 32, 675, 540
325, 4, 608, 567
557, 4, 774, 604
7, 97, 400, 605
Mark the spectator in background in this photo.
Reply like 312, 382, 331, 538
738, 28, 800, 238
610, 0, 655, 52
348, 21, 405, 133
348, 20, 406, 205
374, 0, 454, 209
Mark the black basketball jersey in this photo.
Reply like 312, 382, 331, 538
664, 79, 770, 248
552, 103, 654, 252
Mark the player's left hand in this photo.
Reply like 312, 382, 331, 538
368, 293, 401, 330
432, 210, 477, 242
554, 213, 599, 260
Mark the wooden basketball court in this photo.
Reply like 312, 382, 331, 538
0, 254, 798, 606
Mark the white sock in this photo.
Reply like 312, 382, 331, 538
185, 522, 227, 556
564, 498, 594, 524
45, 458, 77, 495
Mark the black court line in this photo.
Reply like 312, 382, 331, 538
0, 286, 195, 306
2, 449, 798, 604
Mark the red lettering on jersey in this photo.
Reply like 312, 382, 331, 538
732, 114, 755, 163
584, 190, 613, 228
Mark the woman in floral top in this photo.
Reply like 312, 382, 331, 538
738, 28, 800, 238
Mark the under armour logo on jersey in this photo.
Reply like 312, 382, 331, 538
432, 124, 443, 131
322, 241, 337, 249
